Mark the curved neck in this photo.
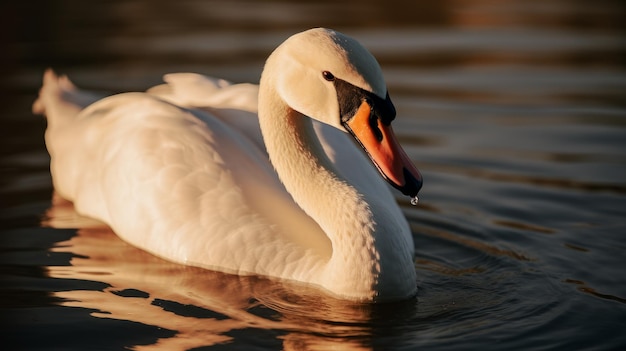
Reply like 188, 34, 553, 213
258, 79, 382, 296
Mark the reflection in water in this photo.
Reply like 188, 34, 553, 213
39, 193, 584, 350
564, 279, 626, 304
42, 194, 395, 350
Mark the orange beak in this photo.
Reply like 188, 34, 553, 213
343, 100, 423, 197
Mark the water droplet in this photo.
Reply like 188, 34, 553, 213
410, 196, 419, 206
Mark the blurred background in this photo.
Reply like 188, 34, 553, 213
1, 0, 625, 350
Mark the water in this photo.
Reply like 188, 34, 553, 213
2, 0, 626, 350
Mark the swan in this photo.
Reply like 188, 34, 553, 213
33, 28, 423, 301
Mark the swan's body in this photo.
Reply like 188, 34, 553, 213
34, 28, 423, 301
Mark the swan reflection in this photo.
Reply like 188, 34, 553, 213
43, 194, 413, 350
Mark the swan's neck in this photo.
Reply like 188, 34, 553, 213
258, 81, 414, 299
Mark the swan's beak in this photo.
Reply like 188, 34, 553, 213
343, 100, 423, 197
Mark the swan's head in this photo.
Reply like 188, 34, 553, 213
266, 28, 423, 198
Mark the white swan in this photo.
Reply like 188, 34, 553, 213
34, 28, 423, 301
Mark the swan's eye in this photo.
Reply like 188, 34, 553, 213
322, 71, 335, 81
368, 107, 384, 142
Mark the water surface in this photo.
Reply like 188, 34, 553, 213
2, 0, 626, 350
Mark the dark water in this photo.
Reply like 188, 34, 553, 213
2, 0, 626, 350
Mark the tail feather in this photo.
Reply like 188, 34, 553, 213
32, 69, 103, 126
